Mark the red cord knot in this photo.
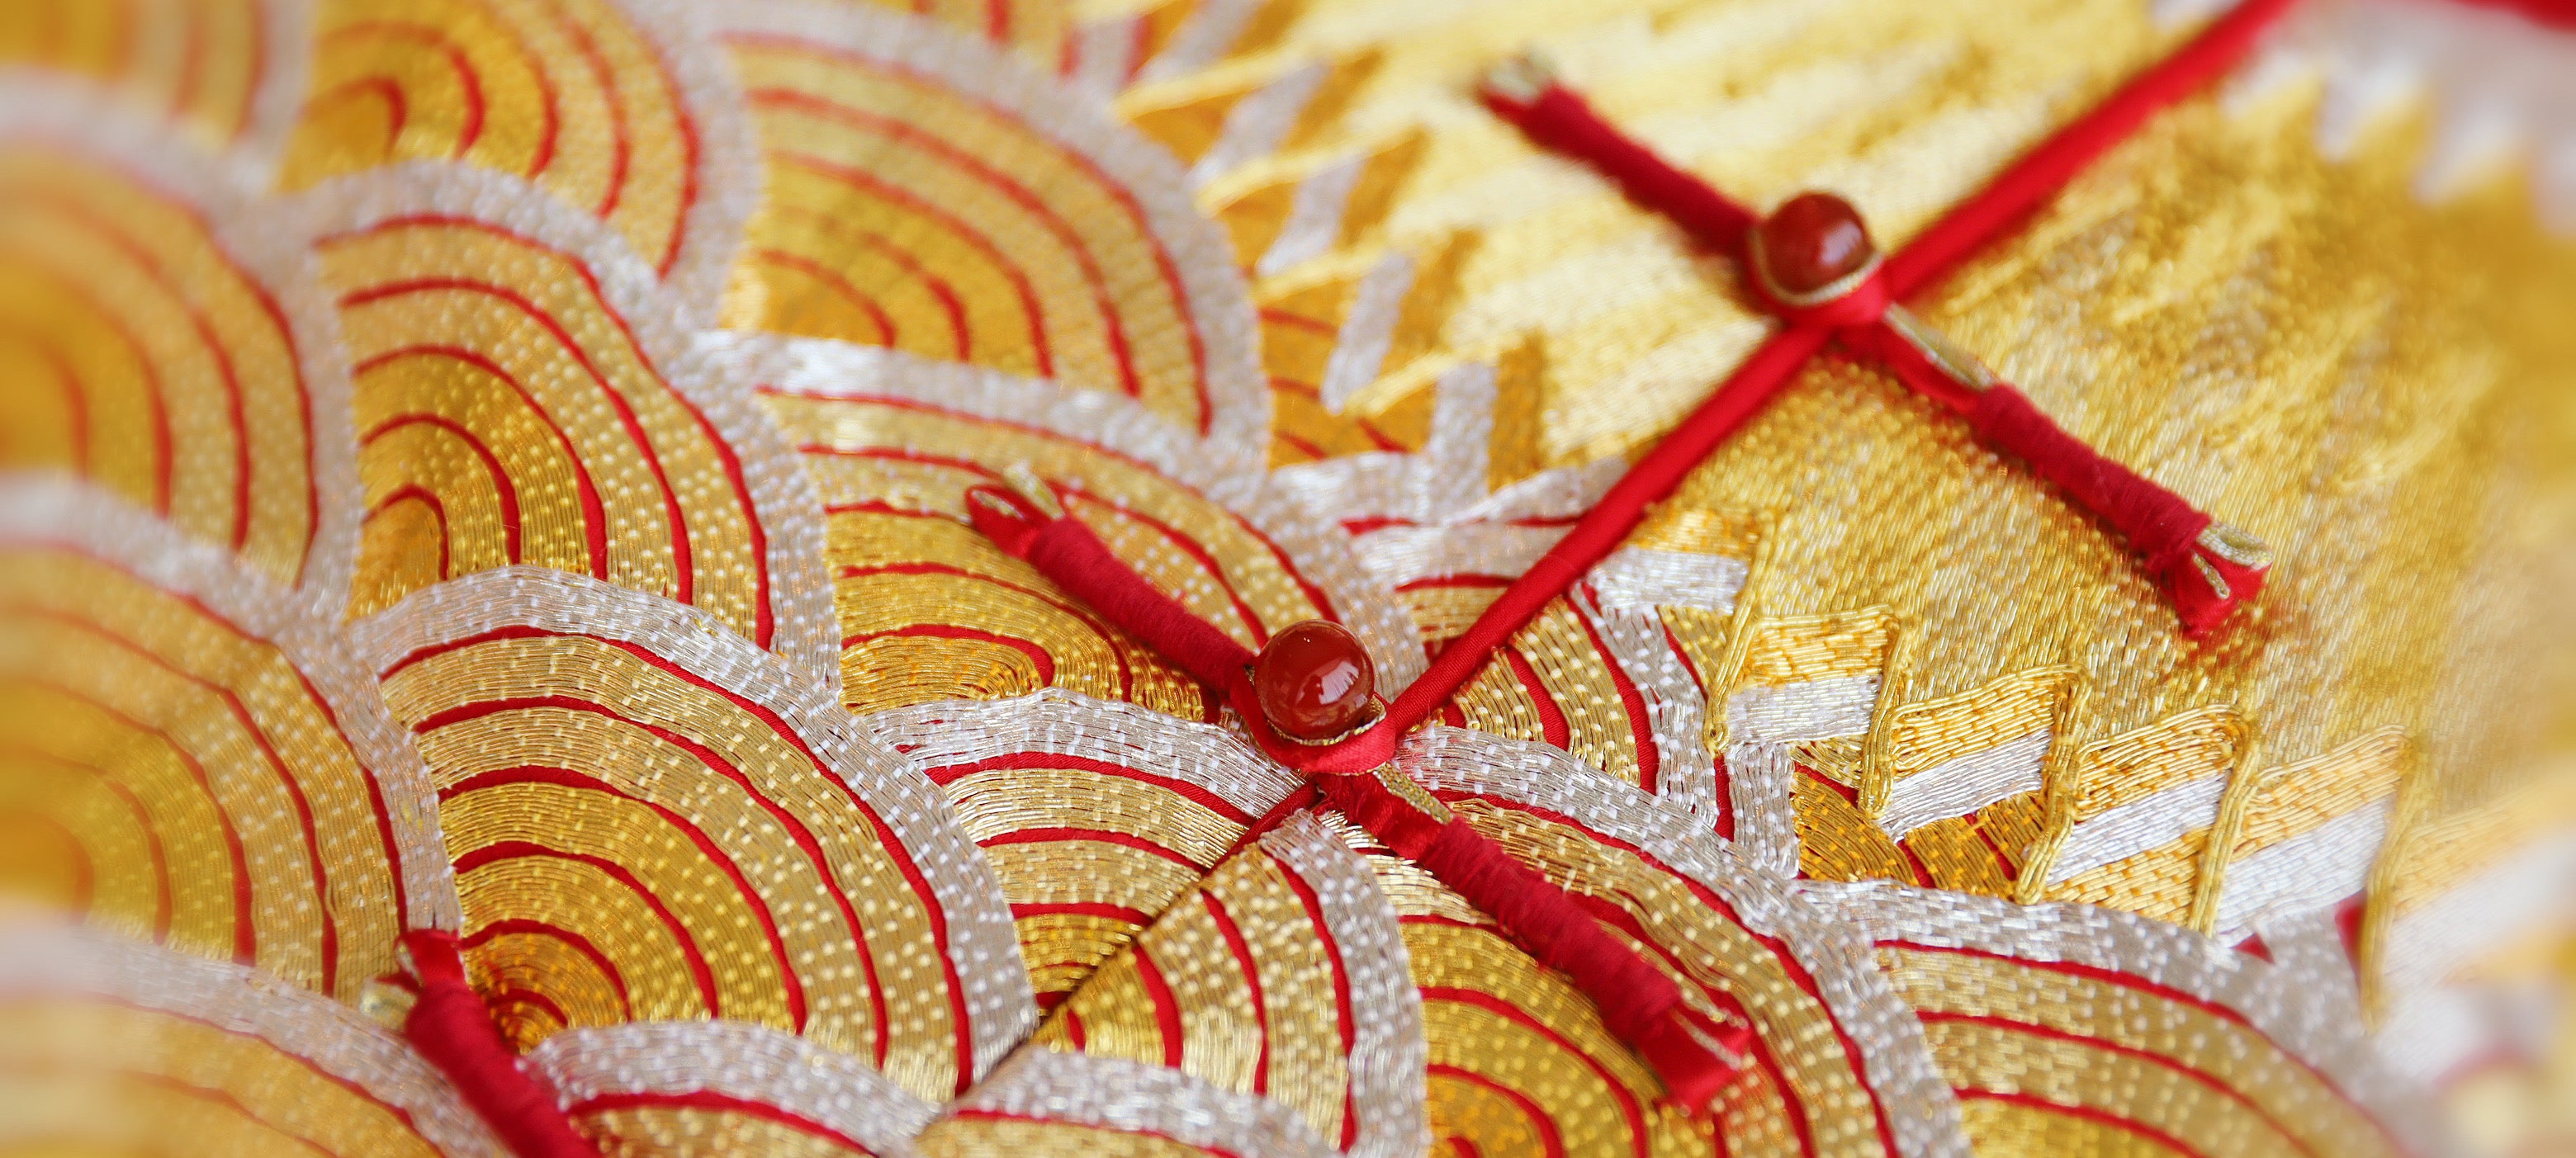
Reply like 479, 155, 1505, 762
1476, 37, 2290, 636
1750, 191, 1890, 328
1252, 620, 1386, 743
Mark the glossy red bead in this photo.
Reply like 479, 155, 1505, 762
1252, 620, 1377, 741
1754, 191, 1877, 297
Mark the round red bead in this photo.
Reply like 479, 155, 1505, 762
1754, 191, 1877, 298
1252, 620, 1377, 741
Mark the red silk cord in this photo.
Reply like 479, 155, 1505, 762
968, 491, 1754, 1107
1320, 773, 1751, 1107
1493, 85, 1759, 253
1358, 325, 1837, 776
952, 0, 2294, 1105
401, 931, 604, 1158
966, 486, 1257, 688
1884, 0, 2299, 299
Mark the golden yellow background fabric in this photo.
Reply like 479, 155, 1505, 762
0, 0, 2569, 1154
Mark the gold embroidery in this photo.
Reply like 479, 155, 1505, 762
0, 1000, 451, 1156
0, 151, 324, 589
723, 33, 1230, 435
2033, 707, 2245, 915
574, 1105, 869, 1158
380, 630, 970, 1099
1880, 943, 2403, 1158
767, 390, 1347, 717
0, 2, 273, 149
320, 220, 771, 632
918, 1116, 1234, 1158
1039, 840, 1359, 1145
286, 0, 703, 276
1396, 801, 1892, 1158
0, 551, 411, 1000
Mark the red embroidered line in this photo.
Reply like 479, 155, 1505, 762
1881, 0, 2301, 300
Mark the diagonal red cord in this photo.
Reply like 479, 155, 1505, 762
1315, 0, 2303, 766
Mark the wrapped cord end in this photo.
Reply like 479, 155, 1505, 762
2162, 522, 2274, 636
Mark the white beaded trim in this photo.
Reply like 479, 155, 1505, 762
1261, 812, 1429, 1158
607, 0, 768, 328
1802, 878, 2448, 1155
868, 688, 1305, 818
530, 1019, 941, 1156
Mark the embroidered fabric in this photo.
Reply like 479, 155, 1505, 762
0, 0, 2569, 1153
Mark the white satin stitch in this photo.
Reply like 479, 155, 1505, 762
2047, 773, 2232, 887
2213, 797, 2395, 943
1877, 730, 2054, 839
